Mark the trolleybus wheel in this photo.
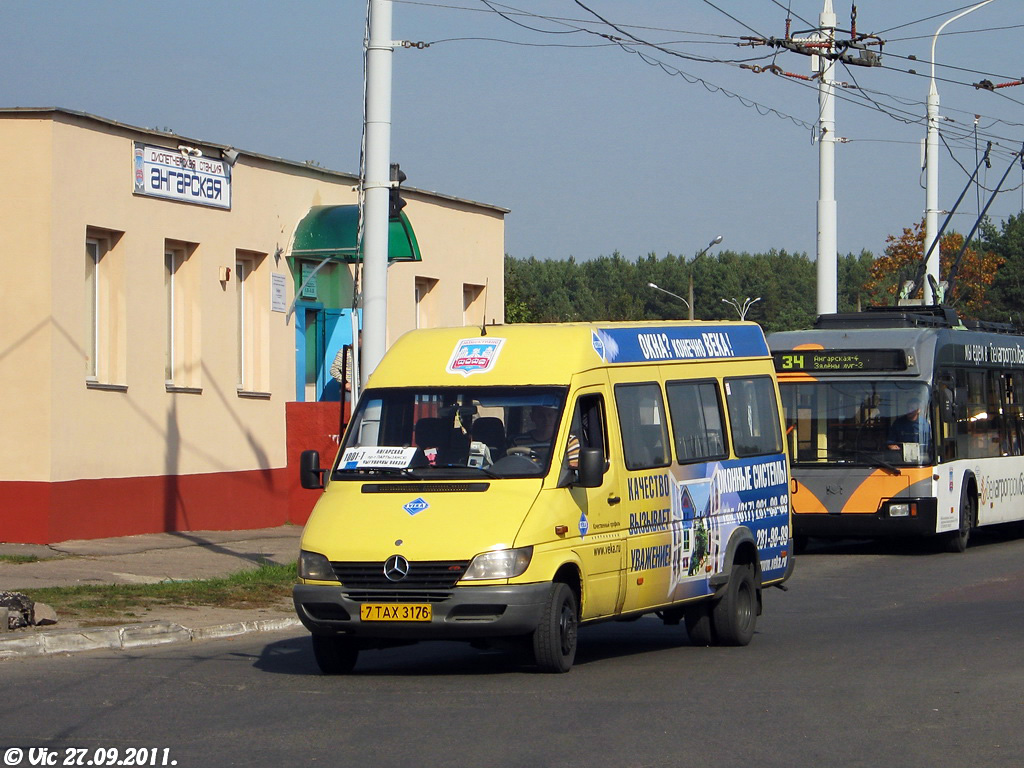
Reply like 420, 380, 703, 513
712, 563, 757, 646
946, 490, 974, 554
532, 582, 578, 673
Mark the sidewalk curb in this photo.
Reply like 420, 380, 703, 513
0, 617, 303, 660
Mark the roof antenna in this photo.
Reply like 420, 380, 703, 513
480, 279, 489, 336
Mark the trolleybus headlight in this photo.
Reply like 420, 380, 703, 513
299, 550, 338, 581
888, 503, 911, 518
462, 546, 533, 580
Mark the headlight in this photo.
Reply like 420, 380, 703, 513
299, 550, 337, 581
462, 546, 533, 581
888, 503, 911, 518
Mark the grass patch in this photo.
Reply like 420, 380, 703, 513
22, 561, 297, 623
0, 554, 41, 564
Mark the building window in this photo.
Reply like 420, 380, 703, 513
165, 240, 201, 391
463, 283, 485, 327
235, 250, 268, 395
85, 239, 101, 380
85, 228, 126, 388
415, 277, 438, 329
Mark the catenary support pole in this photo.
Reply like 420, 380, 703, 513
816, 0, 838, 315
361, 0, 394, 385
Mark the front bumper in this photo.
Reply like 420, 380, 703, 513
293, 582, 552, 640
794, 498, 938, 539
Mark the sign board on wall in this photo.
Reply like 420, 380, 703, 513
271, 273, 288, 313
133, 142, 232, 209
300, 263, 318, 299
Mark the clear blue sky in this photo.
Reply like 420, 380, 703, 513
2, 1, 1022, 262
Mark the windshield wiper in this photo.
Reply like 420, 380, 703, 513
422, 463, 501, 478
833, 449, 902, 476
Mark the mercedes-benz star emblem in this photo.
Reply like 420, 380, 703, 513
383, 554, 411, 582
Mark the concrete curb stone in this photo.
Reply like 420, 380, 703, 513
0, 617, 302, 660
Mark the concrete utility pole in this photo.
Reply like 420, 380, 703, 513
924, 0, 996, 305
815, 0, 838, 316
361, 0, 395, 385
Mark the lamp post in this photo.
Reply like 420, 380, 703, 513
648, 282, 690, 315
722, 296, 761, 321
687, 235, 723, 320
924, 0, 995, 304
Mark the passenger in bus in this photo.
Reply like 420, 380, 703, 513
888, 399, 931, 449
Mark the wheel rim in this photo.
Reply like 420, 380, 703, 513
558, 599, 576, 656
737, 581, 754, 630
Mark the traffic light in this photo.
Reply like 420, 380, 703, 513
389, 163, 407, 220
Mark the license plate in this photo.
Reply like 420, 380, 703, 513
359, 603, 432, 622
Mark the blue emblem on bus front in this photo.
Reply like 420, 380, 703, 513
403, 497, 429, 516
578, 512, 589, 538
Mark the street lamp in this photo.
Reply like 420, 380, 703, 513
722, 296, 761, 321
648, 282, 690, 312
924, 0, 996, 304
687, 235, 723, 320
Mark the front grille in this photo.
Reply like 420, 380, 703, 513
344, 590, 453, 603
331, 560, 470, 589
361, 483, 489, 493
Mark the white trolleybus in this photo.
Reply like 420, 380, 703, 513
769, 305, 1024, 552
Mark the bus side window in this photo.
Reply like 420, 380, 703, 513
614, 383, 670, 470
666, 379, 727, 463
565, 393, 610, 483
724, 376, 784, 457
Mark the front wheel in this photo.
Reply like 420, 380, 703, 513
311, 634, 359, 674
532, 582, 578, 673
711, 563, 758, 646
946, 490, 974, 553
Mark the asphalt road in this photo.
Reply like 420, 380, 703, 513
2, 528, 1023, 768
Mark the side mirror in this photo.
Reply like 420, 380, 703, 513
940, 387, 954, 422
575, 447, 605, 488
300, 450, 325, 490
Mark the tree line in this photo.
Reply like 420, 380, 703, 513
504, 213, 1024, 333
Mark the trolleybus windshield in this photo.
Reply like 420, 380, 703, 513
779, 380, 932, 466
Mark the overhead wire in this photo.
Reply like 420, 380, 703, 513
409, 0, 1024, 191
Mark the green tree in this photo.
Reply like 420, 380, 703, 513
981, 212, 1024, 324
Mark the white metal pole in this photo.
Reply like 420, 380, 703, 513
362, 0, 394, 385
924, 80, 940, 305
816, 0, 838, 316
925, 0, 995, 305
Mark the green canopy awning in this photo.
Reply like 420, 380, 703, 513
290, 205, 421, 262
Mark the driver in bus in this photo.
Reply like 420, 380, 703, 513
888, 398, 931, 450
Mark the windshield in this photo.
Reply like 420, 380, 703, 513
335, 386, 568, 479
780, 380, 932, 467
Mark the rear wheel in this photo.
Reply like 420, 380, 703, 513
711, 563, 757, 646
312, 634, 359, 674
532, 582, 578, 673
946, 490, 974, 553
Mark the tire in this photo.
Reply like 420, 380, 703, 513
532, 582, 578, 673
311, 634, 359, 674
684, 601, 716, 646
711, 563, 758, 646
946, 490, 974, 553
